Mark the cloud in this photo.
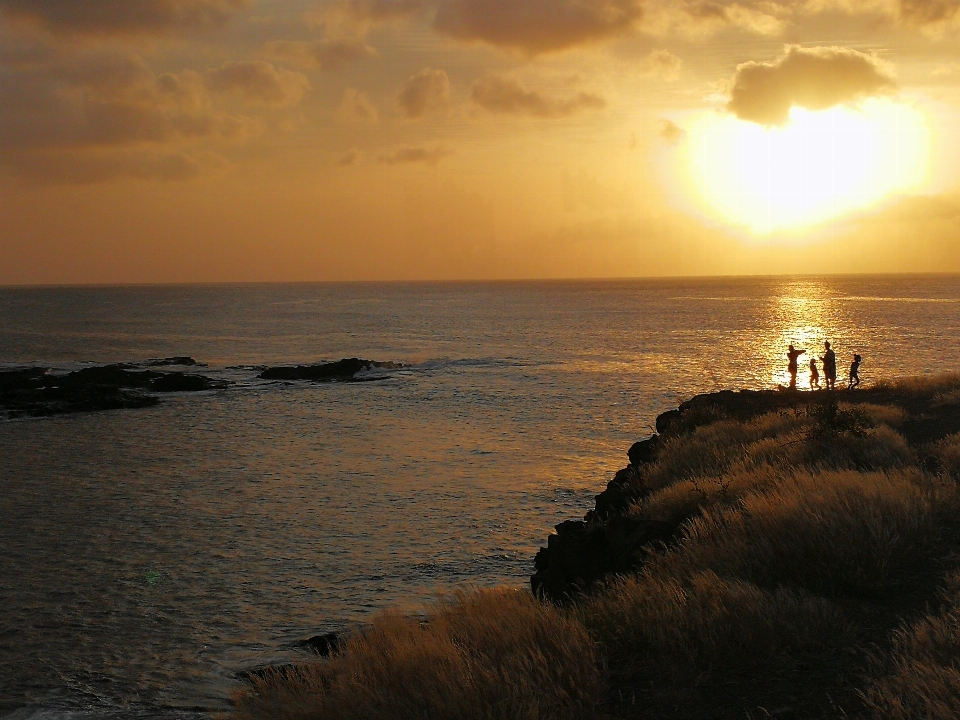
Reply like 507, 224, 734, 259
470, 76, 606, 118
206, 61, 310, 107
262, 38, 376, 72
0, 0, 249, 36
336, 88, 378, 123
639, 49, 682, 80
337, 148, 362, 166
898, 0, 960, 26
726, 45, 896, 125
658, 118, 686, 144
334, 0, 423, 22
378, 145, 452, 164
638, 0, 786, 37
433, 0, 643, 55
396, 68, 449, 118
0, 45, 263, 182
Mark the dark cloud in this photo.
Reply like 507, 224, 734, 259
433, 0, 643, 55
0, 0, 249, 35
899, 0, 960, 25
0, 45, 261, 182
262, 39, 376, 72
378, 145, 452, 164
727, 45, 896, 126
470, 76, 606, 118
335, 0, 423, 21
396, 68, 449, 118
658, 118, 686, 144
206, 61, 310, 106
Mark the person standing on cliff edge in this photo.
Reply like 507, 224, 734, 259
787, 344, 805, 389
822, 341, 837, 390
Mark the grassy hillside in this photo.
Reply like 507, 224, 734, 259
232, 375, 960, 720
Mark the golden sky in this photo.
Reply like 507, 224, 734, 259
3, 0, 960, 284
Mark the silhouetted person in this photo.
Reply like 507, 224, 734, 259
787, 344, 805, 389
822, 341, 837, 390
809, 358, 820, 389
849, 353, 862, 390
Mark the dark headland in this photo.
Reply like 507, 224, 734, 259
234, 374, 960, 720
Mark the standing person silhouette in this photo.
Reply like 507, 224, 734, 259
822, 341, 837, 390
809, 357, 820, 389
849, 353, 862, 390
787, 344, 805, 389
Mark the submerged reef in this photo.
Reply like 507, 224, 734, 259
234, 374, 960, 720
259, 358, 403, 382
0, 359, 227, 419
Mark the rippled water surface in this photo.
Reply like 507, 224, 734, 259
2, 276, 959, 719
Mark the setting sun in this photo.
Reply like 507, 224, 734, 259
683, 100, 931, 233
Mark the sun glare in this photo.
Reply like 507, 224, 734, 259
681, 99, 930, 233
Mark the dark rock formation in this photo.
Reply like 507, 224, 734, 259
146, 357, 202, 367
0, 363, 228, 419
149, 372, 221, 393
259, 358, 403, 382
298, 632, 343, 657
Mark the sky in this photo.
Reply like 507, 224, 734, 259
3, 0, 960, 284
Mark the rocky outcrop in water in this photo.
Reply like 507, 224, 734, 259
259, 358, 403, 382
0, 362, 228, 419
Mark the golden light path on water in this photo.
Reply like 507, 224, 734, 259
680, 99, 931, 233
761, 279, 848, 389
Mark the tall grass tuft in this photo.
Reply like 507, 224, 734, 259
659, 470, 959, 597
863, 573, 960, 719
232, 588, 603, 720
579, 570, 846, 680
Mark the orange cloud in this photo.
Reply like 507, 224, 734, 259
434, 0, 643, 55
262, 38, 376, 72
0, 0, 248, 35
336, 88, 379, 123
396, 68, 450, 118
639, 49, 682, 80
378, 145, 452, 164
206, 61, 310, 107
0, 46, 263, 182
726, 45, 896, 125
658, 118, 686, 144
470, 76, 606, 118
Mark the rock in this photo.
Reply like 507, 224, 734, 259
147, 357, 201, 367
298, 632, 343, 656
0, 362, 227, 419
627, 435, 660, 466
259, 358, 403, 382
150, 372, 223, 393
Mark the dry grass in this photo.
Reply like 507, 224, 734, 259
578, 570, 845, 679
232, 588, 603, 720
874, 373, 960, 396
659, 470, 959, 597
934, 432, 960, 480
863, 573, 960, 719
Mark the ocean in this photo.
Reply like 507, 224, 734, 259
2, 275, 958, 719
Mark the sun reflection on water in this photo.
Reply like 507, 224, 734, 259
761, 280, 841, 389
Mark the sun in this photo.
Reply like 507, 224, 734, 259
678, 99, 930, 233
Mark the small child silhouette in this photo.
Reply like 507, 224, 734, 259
809, 358, 820, 389
848, 354, 862, 390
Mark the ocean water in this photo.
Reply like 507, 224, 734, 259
1, 275, 959, 719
